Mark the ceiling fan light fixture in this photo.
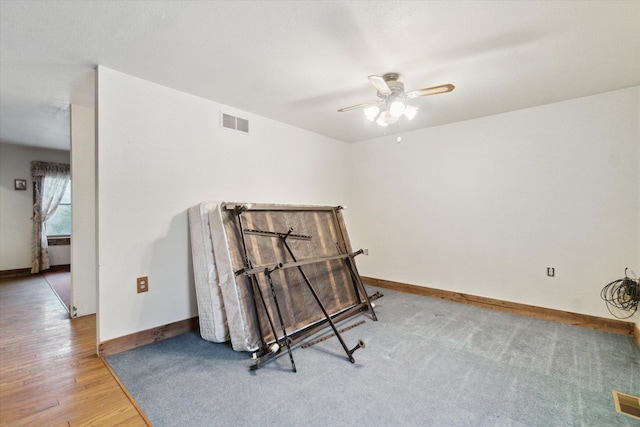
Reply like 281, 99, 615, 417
377, 110, 399, 126
364, 105, 379, 121
404, 105, 418, 120
340, 73, 453, 128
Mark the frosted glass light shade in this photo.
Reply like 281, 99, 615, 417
389, 100, 405, 117
364, 105, 379, 121
404, 105, 418, 120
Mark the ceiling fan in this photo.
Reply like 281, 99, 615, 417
338, 73, 454, 127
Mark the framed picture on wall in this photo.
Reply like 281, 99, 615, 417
14, 179, 27, 191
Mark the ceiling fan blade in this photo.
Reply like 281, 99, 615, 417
368, 75, 392, 96
337, 101, 379, 112
405, 84, 455, 99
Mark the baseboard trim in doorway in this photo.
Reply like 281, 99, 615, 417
99, 317, 199, 357
0, 264, 71, 279
0, 267, 31, 278
362, 276, 635, 337
48, 264, 71, 272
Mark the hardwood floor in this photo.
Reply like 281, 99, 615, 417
0, 274, 150, 426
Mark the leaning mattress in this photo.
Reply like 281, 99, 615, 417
207, 203, 257, 351
187, 202, 229, 343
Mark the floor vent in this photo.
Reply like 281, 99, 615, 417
612, 390, 640, 420
221, 113, 249, 134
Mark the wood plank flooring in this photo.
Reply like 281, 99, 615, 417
0, 274, 149, 426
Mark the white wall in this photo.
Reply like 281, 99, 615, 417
349, 87, 639, 320
47, 246, 70, 266
94, 67, 639, 344
70, 104, 97, 317
0, 143, 70, 270
96, 67, 351, 342
637, 87, 640, 330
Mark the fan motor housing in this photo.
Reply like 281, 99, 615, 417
386, 80, 404, 94
378, 73, 404, 98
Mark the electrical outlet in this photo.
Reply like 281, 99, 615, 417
137, 276, 149, 293
364, 249, 369, 256
547, 267, 555, 277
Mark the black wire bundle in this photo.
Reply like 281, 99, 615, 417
600, 268, 639, 319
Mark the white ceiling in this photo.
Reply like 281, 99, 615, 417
1, 1, 639, 150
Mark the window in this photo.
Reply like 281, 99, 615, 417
46, 182, 71, 236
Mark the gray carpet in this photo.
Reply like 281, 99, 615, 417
107, 286, 640, 426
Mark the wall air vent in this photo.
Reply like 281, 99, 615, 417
236, 117, 249, 133
221, 112, 249, 134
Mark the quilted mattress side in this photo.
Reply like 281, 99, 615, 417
187, 202, 229, 342
208, 203, 259, 352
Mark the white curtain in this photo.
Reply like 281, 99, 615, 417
31, 161, 70, 273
